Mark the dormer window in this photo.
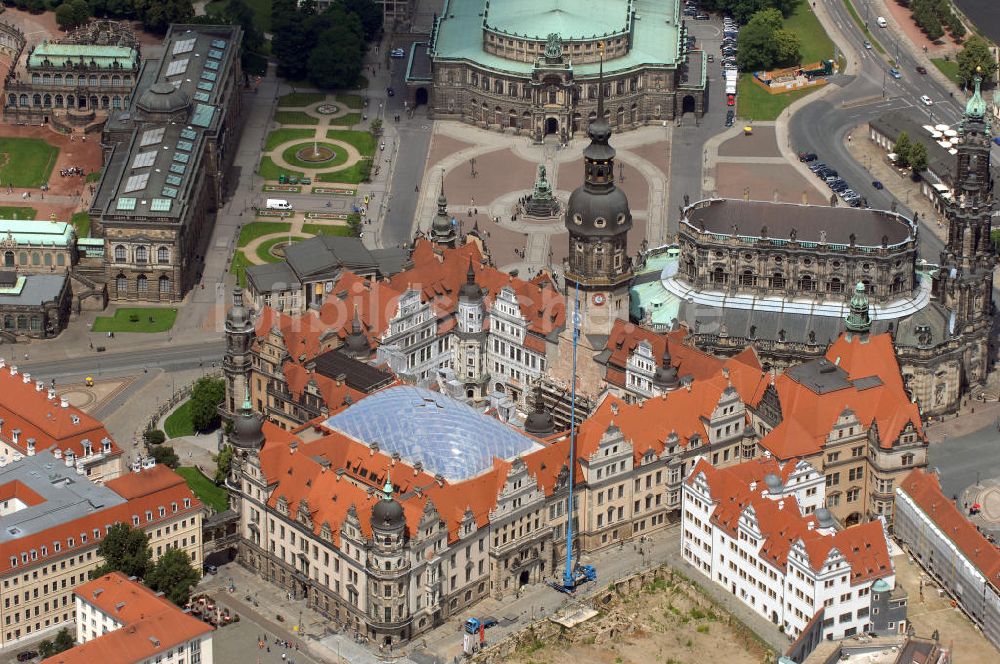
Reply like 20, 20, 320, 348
594, 217, 607, 228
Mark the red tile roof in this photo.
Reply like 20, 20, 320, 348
762, 333, 923, 459
0, 479, 45, 506
0, 466, 201, 576
603, 321, 728, 387
0, 361, 122, 462
42, 572, 212, 664
690, 458, 892, 583
898, 469, 1000, 591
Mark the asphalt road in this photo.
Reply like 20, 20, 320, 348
928, 425, 1000, 501
787, 0, 996, 260
666, 16, 732, 240
17, 340, 226, 382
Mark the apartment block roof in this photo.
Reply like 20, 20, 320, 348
43, 572, 211, 664
689, 458, 893, 583
897, 468, 1000, 592
0, 461, 201, 575
0, 359, 122, 463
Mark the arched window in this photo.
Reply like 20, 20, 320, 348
42, 74, 50, 84
159, 276, 171, 294
55, 94, 63, 108
88, 75, 97, 87
771, 272, 785, 289
43, 94, 51, 108
18, 94, 27, 107
3, 315, 12, 330
157, 247, 169, 263
101, 96, 109, 109
114, 245, 126, 262
112, 96, 121, 110
29, 317, 40, 332
100, 75, 109, 86
116, 275, 127, 294
65, 74, 74, 86
6, 93, 15, 106
53, 74, 62, 85
18, 252, 27, 264
56, 254, 65, 266
137, 275, 148, 293
31, 73, 40, 85
799, 275, 814, 291
713, 267, 727, 285
32, 94, 41, 107
43, 254, 52, 266
112, 75, 121, 87
3, 251, 13, 267
16, 315, 26, 330
135, 246, 148, 263
739, 270, 755, 287
829, 277, 843, 293
31, 252, 39, 266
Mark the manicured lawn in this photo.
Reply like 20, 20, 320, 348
176, 466, 229, 513
316, 159, 373, 184
274, 111, 319, 126
302, 223, 353, 237
278, 92, 326, 107
931, 58, 962, 85
91, 307, 178, 333
264, 128, 316, 151
0, 206, 36, 219
281, 142, 350, 169
783, 1, 835, 64
238, 221, 291, 247
230, 250, 250, 287
325, 129, 376, 156
164, 400, 195, 438
0, 137, 59, 188
259, 156, 303, 181
71, 211, 90, 237
86, 170, 102, 183
336, 94, 364, 109
329, 113, 362, 127
736, 74, 821, 121
255, 235, 305, 263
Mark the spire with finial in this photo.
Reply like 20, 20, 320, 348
845, 282, 872, 335
382, 467, 393, 501
459, 256, 481, 300
242, 385, 252, 412
344, 304, 369, 357
431, 167, 456, 245
965, 66, 987, 119
524, 381, 555, 436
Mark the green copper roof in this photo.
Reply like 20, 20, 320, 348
0, 219, 74, 246
629, 248, 683, 328
845, 282, 871, 333
485, 1, 630, 40
965, 73, 987, 119
28, 43, 138, 70
434, 0, 681, 76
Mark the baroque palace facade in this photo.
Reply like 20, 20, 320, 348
635, 77, 997, 417
420, 0, 706, 140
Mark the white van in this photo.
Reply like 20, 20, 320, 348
876, 16, 887, 28
265, 199, 293, 210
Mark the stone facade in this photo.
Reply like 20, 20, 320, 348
426, 1, 705, 140
2, 20, 139, 130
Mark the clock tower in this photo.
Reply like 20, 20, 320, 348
562, 55, 632, 339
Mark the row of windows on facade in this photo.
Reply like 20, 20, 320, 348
114, 245, 170, 263
115, 274, 172, 294
697, 267, 909, 295
3, 250, 67, 267
27, 73, 133, 87
9, 93, 128, 110
5, 592, 72, 627
465, 101, 643, 127
8, 502, 193, 569
461, 72, 639, 99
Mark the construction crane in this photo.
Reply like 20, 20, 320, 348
548, 282, 597, 594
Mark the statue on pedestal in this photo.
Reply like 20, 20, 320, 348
524, 163, 561, 218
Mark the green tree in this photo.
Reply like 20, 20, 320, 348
894, 132, 912, 168
272, 7, 312, 81
38, 628, 75, 658
146, 548, 200, 606
91, 523, 152, 580
149, 444, 180, 469
55, 0, 90, 30
225, 0, 264, 54
341, 0, 382, 41
369, 117, 382, 136
737, 8, 800, 71
909, 142, 928, 174
190, 376, 226, 432
347, 212, 363, 235
144, 429, 166, 445
956, 36, 998, 87
214, 445, 234, 484
308, 23, 364, 89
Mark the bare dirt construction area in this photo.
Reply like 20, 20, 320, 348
505, 573, 769, 664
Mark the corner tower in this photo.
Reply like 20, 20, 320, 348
563, 54, 633, 338
223, 287, 255, 418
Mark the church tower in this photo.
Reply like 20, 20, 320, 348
223, 287, 255, 418
933, 70, 995, 335
563, 54, 632, 339
429, 171, 458, 248
454, 259, 489, 401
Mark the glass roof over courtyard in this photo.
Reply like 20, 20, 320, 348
325, 386, 543, 481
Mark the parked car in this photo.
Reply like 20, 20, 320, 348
707, 54, 714, 62
204, 564, 218, 575
863, 40, 872, 50
798, 152, 818, 162
919, 95, 933, 106
695, 13, 710, 20
888, 68, 902, 79
390, 48, 405, 58
916, 65, 928, 74
17, 652, 38, 662
872, 180, 884, 190
809, 162, 826, 171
